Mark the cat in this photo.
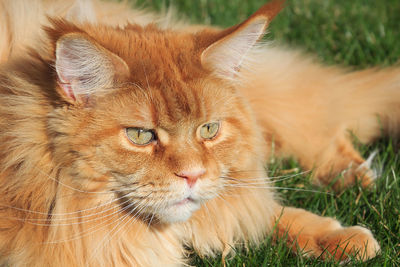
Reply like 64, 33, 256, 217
1, 0, 397, 266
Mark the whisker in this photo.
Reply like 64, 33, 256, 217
274, 187, 332, 195
31, 188, 151, 229
19, 195, 135, 226
87, 195, 151, 264
2, 183, 150, 221
228, 185, 334, 196
2, 194, 115, 218
220, 170, 310, 185
226, 169, 302, 174
223, 184, 332, 195
227, 170, 309, 181
221, 175, 293, 185
37, 169, 115, 195
43, 197, 147, 244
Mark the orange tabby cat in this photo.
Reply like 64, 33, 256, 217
0, 0, 396, 266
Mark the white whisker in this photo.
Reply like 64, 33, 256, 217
223, 184, 332, 195
44, 197, 146, 244
87, 196, 151, 265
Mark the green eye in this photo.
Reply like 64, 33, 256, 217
126, 128, 155, 145
200, 122, 220, 140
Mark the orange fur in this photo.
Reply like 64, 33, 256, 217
0, 0, 393, 266
241, 48, 400, 188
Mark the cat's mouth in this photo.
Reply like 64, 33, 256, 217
173, 197, 195, 206
115, 190, 202, 223
163, 196, 201, 223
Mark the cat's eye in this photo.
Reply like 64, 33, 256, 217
199, 122, 220, 140
125, 128, 156, 146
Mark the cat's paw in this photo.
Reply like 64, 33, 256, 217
276, 207, 380, 262
317, 226, 380, 262
333, 151, 378, 191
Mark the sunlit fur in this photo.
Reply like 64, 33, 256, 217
241, 47, 400, 188
0, 0, 395, 266
0, 0, 200, 63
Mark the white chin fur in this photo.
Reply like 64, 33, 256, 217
158, 201, 201, 223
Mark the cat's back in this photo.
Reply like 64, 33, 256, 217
0, 0, 173, 64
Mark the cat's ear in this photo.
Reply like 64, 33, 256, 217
201, 0, 284, 78
55, 33, 129, 103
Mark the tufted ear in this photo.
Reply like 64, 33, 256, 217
201, 0, 284, 79
55, 33, 129, 103
65, 0, 97, 23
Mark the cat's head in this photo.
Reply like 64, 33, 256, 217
46, 1, 283, 223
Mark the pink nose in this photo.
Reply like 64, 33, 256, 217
175, 168, 206, 188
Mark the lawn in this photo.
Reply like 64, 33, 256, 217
132, 0, 400, 266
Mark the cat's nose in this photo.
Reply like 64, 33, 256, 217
175, 168, 206, 188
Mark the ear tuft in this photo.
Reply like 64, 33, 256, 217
55, 33, 128, 102
66, 0, 97, 23
201, 18, 268, 78
201, 0, 284, 79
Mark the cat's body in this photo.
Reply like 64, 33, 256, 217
0, 0, 396, 266
241, 49, 400, 187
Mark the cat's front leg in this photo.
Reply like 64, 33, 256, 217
182, 187, 379, 263
182, 187, 277, 260
274, 206, 380, 262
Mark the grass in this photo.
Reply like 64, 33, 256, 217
131, 0, 400, 266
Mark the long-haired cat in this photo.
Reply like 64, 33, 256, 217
1, 0, 398, 266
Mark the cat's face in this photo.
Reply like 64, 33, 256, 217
49, 14, 271, 223
53, 76, 260, 223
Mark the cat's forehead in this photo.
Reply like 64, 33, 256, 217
108, 78, 236, 131
95, 26, 207, 86
86, 26, 237, 128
